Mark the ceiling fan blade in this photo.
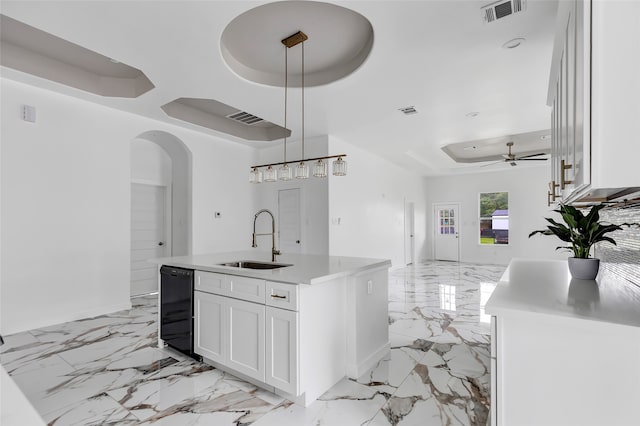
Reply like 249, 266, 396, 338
516, 152, 547, 159
517, 158, 548, 161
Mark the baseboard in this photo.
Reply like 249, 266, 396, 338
1, 301, 132, 335
346, 341, 390, 378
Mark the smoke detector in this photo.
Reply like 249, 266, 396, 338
481, 0, 527, 23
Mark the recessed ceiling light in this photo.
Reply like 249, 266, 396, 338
502, 38, 526, 49
540, 134, 551, 140
466, 112, 479, 118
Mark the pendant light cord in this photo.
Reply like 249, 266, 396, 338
284, 45, 288, 163
301, 40, 305, 160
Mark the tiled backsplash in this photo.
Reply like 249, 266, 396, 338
595, 206, 640, 287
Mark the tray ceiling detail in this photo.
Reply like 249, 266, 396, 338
441, 129, 551, 163
0, 14, 154, 98
161, 98, 291, 142
220, 1, 374, 87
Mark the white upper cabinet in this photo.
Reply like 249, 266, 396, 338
547, 0, 640, 204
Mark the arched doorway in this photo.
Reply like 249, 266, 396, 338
130, 131, 192, 296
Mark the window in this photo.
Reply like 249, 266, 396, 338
479, 192, 509, 245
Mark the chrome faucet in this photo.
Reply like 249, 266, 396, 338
252, 209, 281, 262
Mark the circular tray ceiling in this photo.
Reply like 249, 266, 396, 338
220, 1, 374, 87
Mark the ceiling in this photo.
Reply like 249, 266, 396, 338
0, 0, 559, 177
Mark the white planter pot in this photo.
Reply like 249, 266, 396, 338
568, 257, 600, 280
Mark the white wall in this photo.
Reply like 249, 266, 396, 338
328, 136, 428, 268
424, 166, 567, 265
0, 79, 254, 335
252, 136, 329, 255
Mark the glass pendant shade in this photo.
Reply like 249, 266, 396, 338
313, 159, 327, 177
264, 166, 277, 182
332, 157, 347, 176
279, 163, 292, 181
249, 168, 263, 184
295, 161, 309, 179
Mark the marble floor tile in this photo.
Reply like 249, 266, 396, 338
43, 394, 139, 425
1, 261, 504, 426
252, 378, 388, 426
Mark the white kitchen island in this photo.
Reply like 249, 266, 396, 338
486, 258, 640, 426
152, 251, 391, 406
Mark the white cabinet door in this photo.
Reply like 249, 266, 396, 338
194, 291, 226, 363
227, 297, 266, 381
265, 306, 299, 395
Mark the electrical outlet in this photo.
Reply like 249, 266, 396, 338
367, 280, 373, 294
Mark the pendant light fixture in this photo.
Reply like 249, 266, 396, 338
313, 159, 328, 177
332, 156, 347, 176
249, 30, 347, 183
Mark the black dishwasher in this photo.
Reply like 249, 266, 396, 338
160, 266, 197, 358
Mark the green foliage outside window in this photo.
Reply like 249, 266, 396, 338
480, 192, 509, 245
480, 192, 508, 217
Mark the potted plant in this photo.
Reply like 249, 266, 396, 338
529, 203, 637, 280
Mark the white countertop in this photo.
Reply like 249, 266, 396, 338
1, 366, 45, 426
485, 258, 640, 328
150, 251, 391, 285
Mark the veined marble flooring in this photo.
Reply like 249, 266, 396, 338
0, 261, 505, 426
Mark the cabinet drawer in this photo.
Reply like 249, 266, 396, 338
265, 281, 299, 311
195, 271, 225, 295
226, 275, 265, 304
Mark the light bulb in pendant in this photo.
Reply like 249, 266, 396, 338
249, 167, 263, 184
332, 157, 347, 176
279, 163, 292, 181
313, 159, 327, 177
295, 161, 309, 179
264, 166, 277, 182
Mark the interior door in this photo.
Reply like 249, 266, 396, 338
404, 201, 415, 265
434, 203, 460, 262
278, 188, 301, 254
131, 183, 168, 296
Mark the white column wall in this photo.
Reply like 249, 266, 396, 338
327, 136, 428, 268
424, 166, 566, 265
0, 79, 254, 335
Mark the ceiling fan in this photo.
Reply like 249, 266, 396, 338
484, 142, 549, 167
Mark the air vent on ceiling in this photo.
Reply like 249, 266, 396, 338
399, 106, 418, 115
226, 111, 265, 126
482, 0, 526, 23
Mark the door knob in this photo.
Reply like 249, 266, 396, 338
158, 242, 164, 246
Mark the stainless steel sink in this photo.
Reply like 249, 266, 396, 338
218, 260, 292, 270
